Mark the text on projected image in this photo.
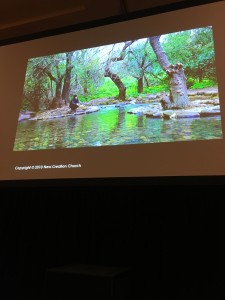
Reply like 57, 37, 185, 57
13, 26, 222, 151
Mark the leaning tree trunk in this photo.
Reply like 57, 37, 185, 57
104, 41, 134, 101
46, 70, 64, 108
105, 68, 126, 100
149, 36, 189, 109
62, 52, 73, 105
52, 79, 64, 108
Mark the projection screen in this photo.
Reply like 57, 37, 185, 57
1, 0, 225, 184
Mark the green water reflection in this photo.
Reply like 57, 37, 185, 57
13, 105, 223, 151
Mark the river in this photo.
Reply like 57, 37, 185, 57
13, 104, 223, 151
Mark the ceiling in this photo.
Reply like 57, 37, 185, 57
0, 0, 205, 42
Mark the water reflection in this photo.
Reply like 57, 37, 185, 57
13, 105, 223, 151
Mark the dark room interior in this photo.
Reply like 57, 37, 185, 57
1, 1, 225, 299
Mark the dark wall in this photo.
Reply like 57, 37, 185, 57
1, 185, 225, 300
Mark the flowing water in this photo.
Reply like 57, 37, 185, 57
13, 104, 223, 151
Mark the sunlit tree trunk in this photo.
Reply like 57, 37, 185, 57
149, 36, 189, 109
62, 52, 73, 105
46, 72, 64, 108
55, 80, 63, 107
104, 41, 134, 101
104, 68, 126, 100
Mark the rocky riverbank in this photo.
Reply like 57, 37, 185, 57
127, 88, 220, 119
19, 105, 100, 121
18, 87, 220, 121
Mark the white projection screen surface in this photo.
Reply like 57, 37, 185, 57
1, 1, 225, 183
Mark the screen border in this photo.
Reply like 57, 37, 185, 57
1, 0, 225, 187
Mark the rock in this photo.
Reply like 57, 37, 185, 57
18, 111, 35, 121
162, 110, 177, 119
85, 106, 100, 113
130, 100, 136, 104
128, 107, 152, 114
200, 108, 221, 117
152, 112, 163, 118
175, 111, 200, 118
160, 94, 171, 110
24, 105, 100, 121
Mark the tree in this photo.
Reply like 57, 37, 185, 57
22, 57, 52, 112
69, 48, 103, 100
27, 53, 71, 109
149, 36, 189, 109
76, 48, 103, 96
43, 54, 66, 108
162, 27, 217, 86
62, 52, 73, 105
186, 27, 216, 83
127, 39, 153, 93
104, 41, 134, 100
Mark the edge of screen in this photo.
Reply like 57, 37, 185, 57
1, 0, 224, 187
0, 0, 223, 46
1, 175, 225, 189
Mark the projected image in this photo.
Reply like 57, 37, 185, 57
13, 26, 222, 151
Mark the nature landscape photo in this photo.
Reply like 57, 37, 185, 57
13, 26, 223, 151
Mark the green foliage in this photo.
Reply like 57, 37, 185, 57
190, 79, 216, 89
126, 86, 139, 98
144, 85, 169, 94
162, 26, 217, 83
77, 78, 117, 101
186, 77, 195, 89
71, 48, 104, 98
78, 75, 169, 101
21, 26, 218, 111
